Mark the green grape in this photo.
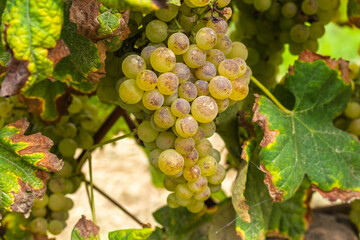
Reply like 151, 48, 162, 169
178, 82, 197, 102
196, 62, 217, 81
156, 131, 176, 150
148, 42, 167, 48
195, 138, 212, 157
184, 0, 196, 8
209, 148, 221, 162
180, 14, 197, 31
70, 176, 82, 194
348, 118, 360, 136
176, 195, 192, 206
183, 148, 199, 167
58, 138, 77, 157
167, 193, 180, 208
265, 1, 281, 21
301, 0, 318, 15
215, 35, 232, 55
229, 77, 249, 101
155, 4, 179, 22
192, 127, 205, 145
164, 176, 178, 191
194, 186, 210, 201
158, 149, 184, 176
176, 183, 194, 200
33, 194, 49, 208
141, 45, 156, 65
281, 2, 297, 18
63, 179, 74, 194
136, 70, 158, 91
163, 91, 178, 106
175, 137, 195, 155
254, 0, 271, 11
289, 42, 303, 55
218, 59, 240, 80
51, 211, 69, 221
206, 49, 226, 68
189, 0, 210, 7
209, 76, 232, 99
209, 183, 222, 193
195, 80, 209, 96
233, 58, 247, 77
119, 79, 144, 104
208, 164, 226, 185
146, 20, 168, 43
150, 114, 169, 132
122, 55, 146, 79
62, 123, 77, 138
206, 19, 228, 37
75, 129, 94, 149
154, 107, 177, 128
170, 173, 187, 183
317, 0, 338, 10
142, 89, 164, 111
197, 155, 217, 176
151, 47, 176, 73
48, 193, 66, 211
226, 42, 248, 60
137, 120, 159, 143
183, 164, 201, 182
144, 141, 157, 151
187, 199, 204, 213
303, 39, 318, 52
309, 22, 325, 39
196, 27, 217, 50
171, 63, 191, 84
48, 219, 64, 235
290, 24, 309, 43
80, 116, 97, 132
149, 149, 162, 169
175, 115, 199, 138
49, 176, 65, 193
188, 176, 208, 192
183, 44, 206, 68
215, 98, 229, 113
68, 96, 83, 114
191, 96, 218, 123
30, 217, 48, 234
345, 102, 360, 119
31, 207, 47, 217
215, 0, 231, 8
171, 98, 191, 118
168, 32, 190, 55
63, 197, 74, 211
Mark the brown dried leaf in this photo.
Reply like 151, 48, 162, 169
73, 215, 100, 239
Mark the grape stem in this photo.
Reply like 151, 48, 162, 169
250, 76, 292, 114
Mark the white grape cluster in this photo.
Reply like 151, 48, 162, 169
118, 0, 251, 213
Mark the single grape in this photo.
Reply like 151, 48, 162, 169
209, 148, 221, 162
209, 183, 222, 193
48, 193, 66, 211
303, 39, 319, 52
281, 2, 297, 18
229, 77, 249, 101
197, 155, 217, 176
30, 217, 48, 234
171, 98, 191, 118
158, 149, 184, 176
345, 102, 360, 119
163, 91, 178, 106
31, 207, 47, 217
348, 118, 360, 136
309, 22, 325, 39
194, 186, 211, 201
119, 79, 144, 104
215, 0, 231, 8
176, 195, 192, 206
75, 129, 94, 149
183, 148, 199, 167
150, 114, 169, 132
136, 70, 157, 91
150, 47, 176, 73
178, 82, 197, 102
137, 120, 159, 143
176, 183, 194, 200
226, 42, 248, 60
183, 164, 201, 182
218, 59, 240, 80
62, 123, 77, 138
184, 0, 197, 8
157, 72, 179, 96
63, 179, 74, 194
168, 32, 190, 55
208, 164, 226, 185
192, 127, 205, 144
144, 141, 158, 151
146, 20, 168, 43
189, 0, 210, 7
183, 44, 207, 68
318, 0, 338, 10
155, 4, 179, 22
68, 96, 83, 113
149, 149, 162, 169
196, 62, 217, 81
175, 137, 195, 155
215, 35, 232, 55
195, 138, 212, 157
187, 199, 205, 213
51, 211, 69, 221
49, 176, 65, 193
141, 45, 156, 65
233, 58, 247, 77
164, 176, 178, 191
206, 49, 226, 68
290, 24, 309, 43
167, 193, 180, 208
154, 107, 177, 129
175, 115, 199, 138
199, 121, 216, 138
196, 27, 217, 50
188, 176, 208, 192
122, 55, 146, 79
48, 219, 64, 235
195, 80, 209, 96
156, 131, 176, 150
58, 138, 77, 157
206, 19, 228, 37
142, 89, 164, 111
301, 0, 318, 15
209, 76, 232, 99
33, 194, 49, 208
215, 98, 229, 113
254, 0, 271, 11
191, 96, 218, 123
171, 63, 191, 84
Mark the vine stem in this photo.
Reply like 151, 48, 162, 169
250, 76, 292, 114
88, 153, 96, 225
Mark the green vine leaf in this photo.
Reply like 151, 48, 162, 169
97, 0, 167, 11
0, 119, 63, 216
19, 79, 70, 123
253, 51, 360, 202
0, 0, 64, 96
108, 228, 153, 240
71, 215, 99, 240
1, 213, 32, 240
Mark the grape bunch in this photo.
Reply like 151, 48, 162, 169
231, 0, 340, 87
118, 0, 251, 213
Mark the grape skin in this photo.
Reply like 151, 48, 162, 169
158, 149, 184, 176
191, 96, 218, 123
171, 63, 191, 84
136, 70, 158, 91
119, 79, 144, 104
175, 115, 199, 138
142, 89, 164, 111
168, 32, 190, 55
146, 20, 168, 43
122, 55, 146, 79
209, 76, 232, 99
183, 44, 207, 68
178, 82, 197, 102
157, 72, 179, 95
150, 47, 176, 73
196, 62, 217, 81
196, 27, 217, 50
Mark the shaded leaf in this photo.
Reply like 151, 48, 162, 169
1, 212, 32, 240
253, 52, 360, 202
0, 119, 63, 215
108, 228, 152, 240
97, 0, 167, 11
71, 215, 99, 240
0, 0, 63, 96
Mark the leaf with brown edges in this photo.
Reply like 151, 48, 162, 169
71, 215, 100, 240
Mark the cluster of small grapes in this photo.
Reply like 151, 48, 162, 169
0, 96, 28, 128
232, 0, 339, 87
118, 0, 251, 213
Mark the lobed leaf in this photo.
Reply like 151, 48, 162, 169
0, 119, 63, 215
108, 228, 153, 240
71, 215, 99, 240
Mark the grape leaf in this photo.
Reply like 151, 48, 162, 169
0, 0, 63, 96
108, 228, 152, 240
0, 119, 63, 215
1, 213, 32, 240
19, 79, 70, 123
71, 215, 99, 240
348, 0, 360, 28
253, 51, 360, 202
97, 0, 167, 11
